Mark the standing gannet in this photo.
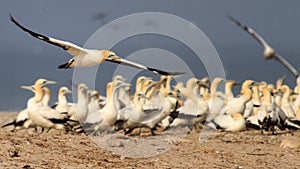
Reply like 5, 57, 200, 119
87, 81, 122, 133
259, 87, 280, 134
117, 87, 174, 133
10, 15, 184, 76
224, 80, 239, 104
220, 80, 257, 115
169, 81, 209, 129
244, 85, 261, 118
68, 83, 89, 124
87, 90, 100, 115
26, 79, 70, 132
84, 90, 101, 124
229, 16, 299, 77
208, 113, 246, 132
114, 88, 149, 133
278, 85, 296, 118
207, 77, 225, 121
52, 86, 72, 117
247, 87, 279, 134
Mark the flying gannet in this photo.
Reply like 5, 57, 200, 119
10, 15, 185, 76
229, 15, 299, 77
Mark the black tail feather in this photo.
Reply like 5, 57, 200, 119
147, 67, 186, 76
1, 120, 16, 128
58, 62, 70, 69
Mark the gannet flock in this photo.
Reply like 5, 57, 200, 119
3, 15, 300, 141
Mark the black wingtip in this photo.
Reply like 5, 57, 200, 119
146, 67, 186, 76
9, 14, 23, 28
227, 14, 235, 21
58, 62, 70, 69
9, 13, 13, 20
9, 14, 17, 24
168, 71, 187, 76
227, 15, 241, 26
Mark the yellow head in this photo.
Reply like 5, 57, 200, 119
59, 86, 72, 96
102, 50, 120, 63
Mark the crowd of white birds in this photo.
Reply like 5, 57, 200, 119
3, 14, 300, 142
2, 74, 300, 137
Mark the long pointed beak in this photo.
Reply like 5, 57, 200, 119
46, 80, 57, 85
253, 82, 261, 86
20, 85, 35, 92
65, 89, 72, 94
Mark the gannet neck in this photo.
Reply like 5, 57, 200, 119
135, 76, 146, 93
34, 85, 44, 103
164, 75, 172, 91
77, 84, 88, 104
141, 79, 152, 93
261, 88, 272, 104
210, 77, 223, 95
58, 93, 68, 105
42, 87, 51, 106
106, 82, 113, 101
244, 89, 253, 101
252, 86, 261, 105
225, 81, 235, 100
281, 85, 291, 103
133, 92, 140, 106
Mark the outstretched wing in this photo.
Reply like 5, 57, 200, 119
10, 14, 87, 56
106, 57, 186, 76
228, 15, 270, 49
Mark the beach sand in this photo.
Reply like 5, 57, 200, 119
0, 112, 300, 168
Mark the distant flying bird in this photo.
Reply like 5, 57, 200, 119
228, 15, 299, 77
10, 15, 185, 76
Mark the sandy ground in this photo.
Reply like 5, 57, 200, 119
0, 112, 300, 169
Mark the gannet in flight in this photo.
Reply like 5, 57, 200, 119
229, 15, 299, 77
10, 15, 184, 76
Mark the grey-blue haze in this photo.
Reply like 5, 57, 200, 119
1, 0, 300, 110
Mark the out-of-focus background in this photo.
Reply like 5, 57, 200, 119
1, 0, 300, 110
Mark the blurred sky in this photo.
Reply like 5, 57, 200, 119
1, 0, 300, 110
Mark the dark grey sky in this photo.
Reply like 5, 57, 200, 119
1, 0, 300, 110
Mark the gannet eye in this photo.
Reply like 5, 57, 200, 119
109, 53, 115, 57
